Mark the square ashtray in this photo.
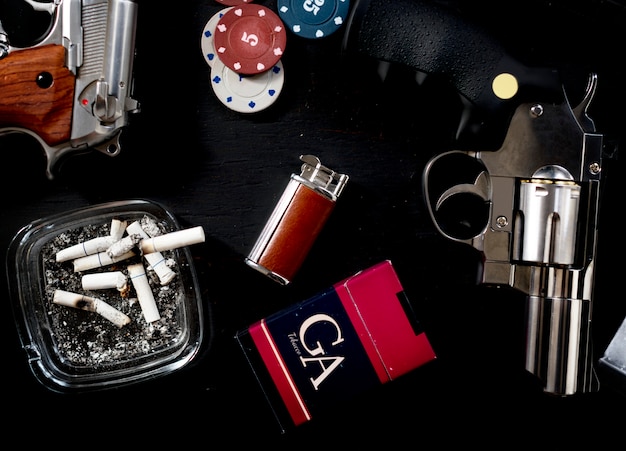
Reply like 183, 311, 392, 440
6, 199, 206, 392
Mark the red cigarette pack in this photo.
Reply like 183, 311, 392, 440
235, 260, 436, 432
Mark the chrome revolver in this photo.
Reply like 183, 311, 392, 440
422, 75, 603, 396
0, 0, 140, 179
344, 0, 605, 395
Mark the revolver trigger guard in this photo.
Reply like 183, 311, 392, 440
423, 150, 491, 242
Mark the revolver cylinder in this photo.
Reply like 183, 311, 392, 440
514, 175, 581, 266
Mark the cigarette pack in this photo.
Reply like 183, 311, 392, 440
235, 260, 436, 432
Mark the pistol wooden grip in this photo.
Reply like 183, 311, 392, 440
0, 44, 74, 145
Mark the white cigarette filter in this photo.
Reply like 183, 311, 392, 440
56, 236, 116, 263
55, 218, 127, 263
143, 252, 176, 285
127, 263, 160, 323
73, 250, 135, 273
109, 218, 127, 241
140, 226, 205, 254
52, 289, 131, 328
126, 221, 176, 285
81, 271, 128, 291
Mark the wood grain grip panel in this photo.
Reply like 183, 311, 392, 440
0, 44, 75, 145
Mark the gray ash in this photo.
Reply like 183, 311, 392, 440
41, 216, 186, 368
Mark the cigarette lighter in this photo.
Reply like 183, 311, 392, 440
245, 155, 349, 285
235, 260, 436, 432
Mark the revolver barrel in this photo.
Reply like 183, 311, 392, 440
525, 271, 598, 396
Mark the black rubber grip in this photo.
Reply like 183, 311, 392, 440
343, 0, 563, 117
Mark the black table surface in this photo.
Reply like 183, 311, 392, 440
2, 0, 625, 446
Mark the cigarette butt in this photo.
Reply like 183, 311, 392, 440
140, 215, 162, 237
110, 218, 127, 241
81, 271, 128, 291
127, 221, 176, 285
126, 220, 149, 239
56, 236, 115, 263
127, 263, 160, 323
144, 252, 176, 285
106, 233, 142, 258
56, 219, 130, 263
52, 289, 131, 328
73, 250, 136, 272
140, 226, 205, 254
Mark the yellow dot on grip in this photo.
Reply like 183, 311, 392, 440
492, 73, 518, 100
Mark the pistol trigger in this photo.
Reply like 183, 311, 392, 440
94, 80, 120, 123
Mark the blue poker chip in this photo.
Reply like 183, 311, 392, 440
277, 0, 351, 39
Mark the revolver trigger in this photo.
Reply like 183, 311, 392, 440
435, 170, 490, 211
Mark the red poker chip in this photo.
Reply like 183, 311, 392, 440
215, 0, 255, 5
214, 4, 287, 75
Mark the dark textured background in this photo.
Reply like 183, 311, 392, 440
1, 0, 625, 446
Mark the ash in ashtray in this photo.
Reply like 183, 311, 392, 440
41, 215, 201, 368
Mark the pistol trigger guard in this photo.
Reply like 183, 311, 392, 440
23, 0, 57, 15
93, 130, 123, 158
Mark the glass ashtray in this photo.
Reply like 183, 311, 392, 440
6, 199, 206, 392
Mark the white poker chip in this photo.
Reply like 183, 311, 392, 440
201, 7, 233, 67
210, 57, 285, 113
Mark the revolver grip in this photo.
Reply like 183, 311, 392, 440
343, 0, 563, 139
344, 0, 504, 101
0, 44, 74, 145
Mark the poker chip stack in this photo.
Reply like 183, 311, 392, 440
201, 2, 287, 113
277, 0, 351, 39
